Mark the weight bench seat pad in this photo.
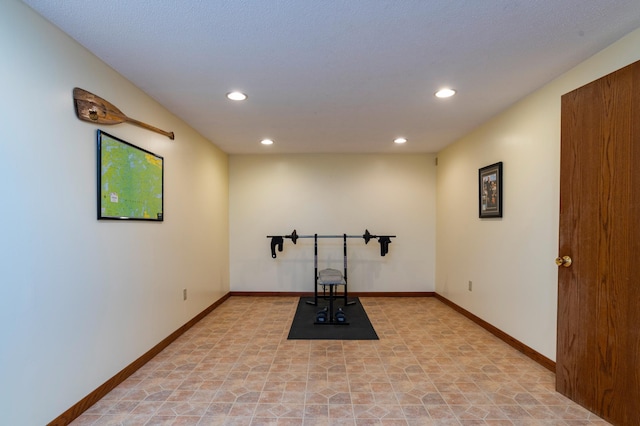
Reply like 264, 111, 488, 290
317, 268, 346, 285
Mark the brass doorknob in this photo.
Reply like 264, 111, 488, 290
555, 256, 572, 267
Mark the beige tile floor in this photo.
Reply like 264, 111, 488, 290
70, 296, 610, 425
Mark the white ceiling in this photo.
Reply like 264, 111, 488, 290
21, 1, 640, 154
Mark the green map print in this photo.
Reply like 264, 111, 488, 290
100, 135, 163, 220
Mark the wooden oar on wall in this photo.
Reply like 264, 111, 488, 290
73, 87, 175, 140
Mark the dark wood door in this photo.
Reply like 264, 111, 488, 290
557, 60, 640, 425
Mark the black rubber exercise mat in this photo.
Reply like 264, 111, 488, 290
287, 297, 379, 340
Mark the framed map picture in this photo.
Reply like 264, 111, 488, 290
479, 161, 502, 218
97, 130, 164, 221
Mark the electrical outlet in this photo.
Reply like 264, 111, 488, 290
468, 281, 472, 291
183, 288, 187, 300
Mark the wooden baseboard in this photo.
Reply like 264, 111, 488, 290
229, 291, 314, 297
229, 291, 436, 298
433, 293, 556, 372
352, 291, 435, 297
47, 293, 231, 426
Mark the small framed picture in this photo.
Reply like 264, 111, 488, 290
479, 162, 503, 218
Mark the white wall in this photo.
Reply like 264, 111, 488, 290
229, 154, 436, 293
0, 1, 229, 424
436, 28, 640, 361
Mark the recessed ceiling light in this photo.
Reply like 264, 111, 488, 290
226, 91, 247, 101
435, 88, 456, 98
261, 139, 274, 145
394, 137, 407, 144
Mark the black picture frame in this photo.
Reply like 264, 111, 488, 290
97, 130, 164, 221
479, 162, 502, 218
